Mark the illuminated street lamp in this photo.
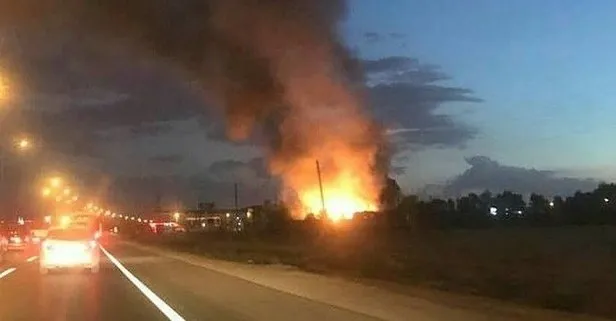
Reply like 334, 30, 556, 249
41, 187, 51, 197
0, 136, 34, 183
0, 74, 9, 102
50, 177, 62, 188
173, 212, 181, 222
15, 138, 30, 150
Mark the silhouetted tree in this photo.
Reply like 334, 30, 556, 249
256, 182, 616, 234
380, 177, 403, 211
493, 191, 526, 224
528, 193, 550, 225
397, 194, 419, 228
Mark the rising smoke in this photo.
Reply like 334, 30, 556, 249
0, 0, 389, 216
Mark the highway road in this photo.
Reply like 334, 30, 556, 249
0, 240, 380, 321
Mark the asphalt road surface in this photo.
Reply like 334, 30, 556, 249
0, 240, 381, 321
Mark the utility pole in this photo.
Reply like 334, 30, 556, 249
234, 183, 239, 211
316, 160, 326, 218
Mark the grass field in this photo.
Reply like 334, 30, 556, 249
137, 226, 616, 319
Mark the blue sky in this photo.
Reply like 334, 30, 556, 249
343, 0, 616, 191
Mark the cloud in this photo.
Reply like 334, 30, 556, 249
389, 32, 407, 39
362, 32, 407, 44
443, 156, 598, 197
390, 165, 407, 176
201, 56, 480, 153
149, 154, 184, 165
107, 174, 277, 211
127, 122, 175, 137
28, 89, 130, 109
363, 32, 383, 43
207, 157, 271, 185
3, 21, 480, 190
1, 32, 206, 157
364, 56, 481, 151
9, 27, 477, 159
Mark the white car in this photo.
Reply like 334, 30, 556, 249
40, 228, 100, 274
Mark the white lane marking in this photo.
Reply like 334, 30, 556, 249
26, 256, 38, 262
0, 267, 16, 279
100, 246, 185, 321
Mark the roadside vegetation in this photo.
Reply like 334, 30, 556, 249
121, 182, 616, 319
128, 224, 616, 319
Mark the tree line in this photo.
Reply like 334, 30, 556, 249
381, 180, 616, 229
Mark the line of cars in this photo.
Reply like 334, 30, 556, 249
0, 217, 101, 274
0, 224, 31, 263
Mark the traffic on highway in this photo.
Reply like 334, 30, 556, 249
0, 214, 386, 321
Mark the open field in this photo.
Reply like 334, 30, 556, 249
133, 225, 616, 319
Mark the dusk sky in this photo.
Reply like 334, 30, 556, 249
0, 1, 613, 210
346, 0, 616, 192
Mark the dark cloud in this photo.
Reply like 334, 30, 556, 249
128, 122, 175, 138
0, 33, 206, 157
390, 165, 406, 176
207, 157, 271, 184
149, 154, 184, 165
203, 56, 480, 153
0, 2, 480, 203
363, 32, 383, 43
362, 32, 407, 44
1, 1, 383, 173
364, 56, 481, 151
444, 156, 597, 197
389, 32, 407, 39
107, 174, 277, 212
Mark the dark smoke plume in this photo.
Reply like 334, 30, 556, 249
0, 0, 388, 213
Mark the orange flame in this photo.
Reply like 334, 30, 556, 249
301, 186, 378, 221
273, 140, 382, 221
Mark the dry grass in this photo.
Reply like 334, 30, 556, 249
141, 226, 616, 319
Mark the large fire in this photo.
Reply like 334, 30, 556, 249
273, 138, 382, 221
300, 185, 378, 221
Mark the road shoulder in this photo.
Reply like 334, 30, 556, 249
121, 239, 608, 321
